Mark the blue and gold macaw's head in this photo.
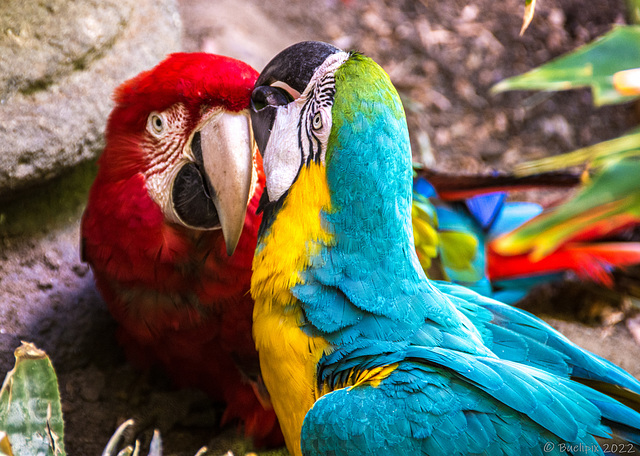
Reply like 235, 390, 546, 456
250, 41, 416, 261
251, 41, 344, 206
250, 40, 435, 346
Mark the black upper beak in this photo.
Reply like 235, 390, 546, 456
250, 41, 342, 155
250, 86, 291, 154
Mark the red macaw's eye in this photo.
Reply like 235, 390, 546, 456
171, 132, 220, 229
147, 112, 165, 137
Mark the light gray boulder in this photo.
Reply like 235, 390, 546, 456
0, 0, 182, 197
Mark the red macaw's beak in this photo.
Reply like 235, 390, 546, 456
200, 111, 254, 256
172, 111, 254, 256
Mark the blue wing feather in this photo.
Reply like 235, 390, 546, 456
432, 281, 640, 393
303, 360, 610, 455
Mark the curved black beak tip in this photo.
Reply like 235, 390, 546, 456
250, 86, 293, 155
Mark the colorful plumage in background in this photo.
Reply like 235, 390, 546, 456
80, 53, 282, 446
412, 176, 547, 303
490, 158, 640, 289
249, 41, 640, 456
412, 159, 640, 304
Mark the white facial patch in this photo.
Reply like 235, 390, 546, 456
264, 102, 303, 202
143, 105, 226, 228
263, 51, 349, 203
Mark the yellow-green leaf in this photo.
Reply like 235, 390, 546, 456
520, 0, 537, 35
493, 25, 640, 106
514, 128, 640, 175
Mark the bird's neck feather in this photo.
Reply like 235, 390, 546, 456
251, 162, 332, 456
252, 162, 333, 312
323, 59, 419, 276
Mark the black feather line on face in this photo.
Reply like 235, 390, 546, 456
299, 99, 317, 167
312, 132, 322, 165
256, 184, 289, 239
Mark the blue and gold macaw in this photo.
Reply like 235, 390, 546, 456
245, 41, 640, 455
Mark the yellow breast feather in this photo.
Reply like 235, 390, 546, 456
316, 363, 399, 399
251, 162, 334, 455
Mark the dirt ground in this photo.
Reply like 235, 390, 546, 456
2, 0, 640, 455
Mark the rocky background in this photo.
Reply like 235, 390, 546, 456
1, 0, 639, 455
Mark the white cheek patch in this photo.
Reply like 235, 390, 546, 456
146, 160, 188, 226
261, 51, 349, 203
264, 102, 303, 202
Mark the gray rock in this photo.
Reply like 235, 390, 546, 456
179, 0, 305, 71
0, 0, 182, 198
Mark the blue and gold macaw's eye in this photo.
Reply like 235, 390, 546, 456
312, 112, 323, 130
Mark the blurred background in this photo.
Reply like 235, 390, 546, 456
1, 0, 640, 454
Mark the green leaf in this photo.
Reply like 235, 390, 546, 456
513, 128, 640, 175
0, 342, 65, 456
492, 25, 640, 106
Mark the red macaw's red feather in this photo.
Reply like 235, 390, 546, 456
81, 54, 282, 446
488, 242, 640, 287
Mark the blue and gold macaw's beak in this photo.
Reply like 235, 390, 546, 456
250, 41, 341, 155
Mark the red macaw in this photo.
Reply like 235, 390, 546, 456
80, 53, 281, 446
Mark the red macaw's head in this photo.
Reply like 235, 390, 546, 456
101, 52, 259, 255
